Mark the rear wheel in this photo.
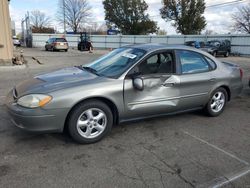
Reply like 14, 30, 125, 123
205, 87, 228, 117
68, 100, 113, 144
65, 49, 68, 52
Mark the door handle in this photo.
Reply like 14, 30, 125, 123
161, 82, 176, 87
162, 75, 180, 87
209, 78, 216, 82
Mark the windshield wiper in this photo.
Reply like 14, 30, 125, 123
80, 66, 101, 76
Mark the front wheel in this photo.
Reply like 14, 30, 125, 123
67, 100, 113, 144
224, 51, 229, 57
212, 51, 217, 57
204, 88, 228, 117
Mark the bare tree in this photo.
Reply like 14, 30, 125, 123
157, 29, 167, 35
30, 10, 51, 28
232, 4, 250, 34
57, 0, 91, 33
204, 29, 217, 35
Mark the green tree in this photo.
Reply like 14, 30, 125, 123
103, 0, 158, 35
160, 0, 206, 34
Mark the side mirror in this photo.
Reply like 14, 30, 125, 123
133, 77, 144, 91
46, 41, 48, 44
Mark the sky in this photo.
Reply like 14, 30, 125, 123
9, 0, 249, 35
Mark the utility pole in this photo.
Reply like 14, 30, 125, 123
63, 0, 66, 35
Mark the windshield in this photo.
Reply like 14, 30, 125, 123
85, 48, 146, 78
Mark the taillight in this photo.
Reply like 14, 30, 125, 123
239, 68, 243, 79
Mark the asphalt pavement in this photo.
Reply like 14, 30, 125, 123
0, 48, 250, 188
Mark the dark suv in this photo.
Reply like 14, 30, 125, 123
201, 40, 231, 57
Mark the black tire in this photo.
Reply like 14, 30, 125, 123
67, 100, 113, 144
204, 87, 228, 117
212, 51, 217, 57
224, 51, 229, 57
65, 49, 68, 52
45, 47, 48, 51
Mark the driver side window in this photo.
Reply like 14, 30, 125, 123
137, 52, 174, 75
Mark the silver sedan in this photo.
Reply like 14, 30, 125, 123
5, 44, 243, 144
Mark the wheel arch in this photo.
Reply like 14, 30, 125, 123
219, 85, 231, 101
64, 97, 119, 132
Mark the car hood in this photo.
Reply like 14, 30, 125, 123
200, 46, 215, 52
14, 67, 106, 97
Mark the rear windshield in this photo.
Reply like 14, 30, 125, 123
55, 38, 67, 42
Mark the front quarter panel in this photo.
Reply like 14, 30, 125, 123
45, 78, 125, 125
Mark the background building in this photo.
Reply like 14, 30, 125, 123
0, 0, 13, 65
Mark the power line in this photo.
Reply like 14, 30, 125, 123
148, 0, 247, 18
206, 0, 246, 8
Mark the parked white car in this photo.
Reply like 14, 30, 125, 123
13, 36, 21, 46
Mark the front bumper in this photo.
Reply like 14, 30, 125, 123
5, 92, 68, 133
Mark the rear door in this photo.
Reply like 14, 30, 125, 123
48, 38, 54, 49
176, 50, 216, 109
123, 50, 182, 119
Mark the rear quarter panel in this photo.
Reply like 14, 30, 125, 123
209, 60, 243, 99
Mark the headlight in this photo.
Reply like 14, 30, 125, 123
17, 94, 52, 108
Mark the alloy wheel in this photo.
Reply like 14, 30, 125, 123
210, 91, 225, 113
76, 108, 107, 139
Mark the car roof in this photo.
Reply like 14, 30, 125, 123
208, 40, 220, 42
49, 37, 66, 39
124, 43, 200, 52
123, 43, 220, 60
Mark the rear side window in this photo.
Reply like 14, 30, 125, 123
56, 38, 67, 42
48, 38, 55, 43
178, 50, 210, 74
204, 56, 216, 70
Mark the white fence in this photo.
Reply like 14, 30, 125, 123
32, 33, 250, 55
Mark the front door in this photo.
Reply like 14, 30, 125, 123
123, 51, 181, 119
